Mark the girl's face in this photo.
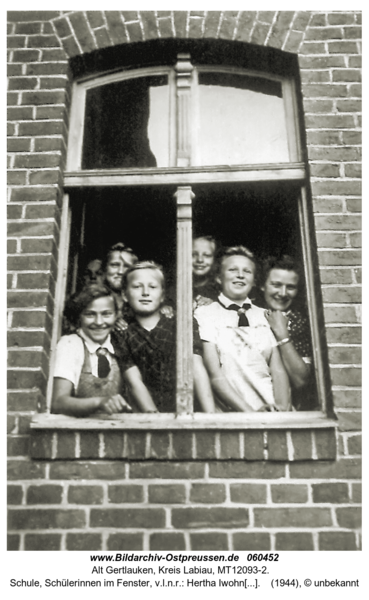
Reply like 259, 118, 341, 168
192, 238, 215, 278
80, 296, 117, 344
262, 268, 299, 312
124, 269, 164, 316
218, 255, 255, 302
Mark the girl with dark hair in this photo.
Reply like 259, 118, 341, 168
259, 255, 317, 410
52, 284, 132, 416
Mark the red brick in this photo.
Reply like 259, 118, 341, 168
8, 221, 56, 238
69, 12, 97, 53
158, 18, 173, 39
8, 509, 86, 530
309, 146, 361, 161
328, 346, 361, 364
305, 26, 343, 41
19, 121, 66, 137
330, 367, 361, 387
319, 251, 361, 267
150, 533, 186, 551
300, 41, 326, 54
347, 433, 361, 455
352, 483, 361, 503
103, 431, 124, 459
312, 482, 349, 503
8, 106, 34, 121
42, 49, 68, 61
107, 533, 143, 550
8, 11, 60, 22
52, 16, 73, 38
337, 411, 361, 431
332, 389, 361, 408
94, 28, 111, 49
195, 431, 217, 459
320, 270, 352, 285
171, 431, 193, 460
190, 532, 228, 550
314, 429, 337, 460
250, 22, 270, 46
79, 432, 100, 459
8, 77, 38, 90
267, 431, 288, 460
126, 22, 143, 43
24, 534, 61, 551
68, 485, 104, 505
302, 84, 348, 99
7, 416, 16, 435
255, 507, 332, 528
129, 462, 205, 479
7, 171, 27, 186
29, 432, 53, 459
26, 485, 63, 504
8, 534, 20, 550
271, 484, 308, 503
190, 484, 226, 504
12, 49, 40, 63
220, 431, 241, 459
8, 350, 45, 369
301, 70, 331, 84
333, 69, 361, 83
188, 17, 203, 39
86, 11, 105, 29
10, 186, 59, 203
50, 461, 127, 480
230, 484, 267, 504
172, 507, 249, 529
27, 34, 59, 48
8, 330, 50, 349
235, 13, 255, 42
90, 508, 165, 528
105, 11, 128, 44
289, 458, 361, 480
327, 13, 356, 26
346, 199, 361, 212
323, 286, 361, 304
312, 181, 361, 197
8, 138, 32, 152
310, 163, 341, 178
15, 22, 42, 34
275, 532, 314, 550
291, 430, 313, 460
149, 484, 186, 504
7, 369, 46, 391
328, 41, 359, 54
244, 430, 265, 460
108, 485, 144, 504
125, 432, 146, 459
66, 533, 102, 551
233, 532, 270, 551
319, 531, 357, 550
203, 11, 222, 38
8, 484, 23, 504
8, 460, 46, 481
34, 138, 66, 152
210, 462, 285, 479
8, 389, 40, 411
8, 64, 23, 76
8, 291, 51, 309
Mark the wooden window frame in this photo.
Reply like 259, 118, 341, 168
42, 54, 335, 429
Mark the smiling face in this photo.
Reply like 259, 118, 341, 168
124, 268, 165, 317
192, 238, 216, 279
218, 254, 256, 302
80, 296, 117, 344
104, 250, 137, 292
262, 268, 299, 311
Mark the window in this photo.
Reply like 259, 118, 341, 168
46, 46, 333, 423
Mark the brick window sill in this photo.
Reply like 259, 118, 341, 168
30, 412, 337, 461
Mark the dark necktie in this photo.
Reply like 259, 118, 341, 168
96, 347, 111, 378
218, 299, 251, 326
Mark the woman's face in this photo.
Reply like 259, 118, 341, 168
262, 268, 299, 311
104, 250, 137, 292
218, 255, 255, 302
192, 238, 215, 278
80, 296, 117, 344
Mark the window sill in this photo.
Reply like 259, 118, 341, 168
31, 411, 336, 430
30, 412, 337, 462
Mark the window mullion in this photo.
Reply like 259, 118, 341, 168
175, 53, 194, 167
175, 186, 194, 414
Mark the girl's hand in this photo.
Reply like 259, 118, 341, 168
161, 305, 174, 319
265, 309, 289, 340
100, 394, 133, 415
114, 317, 128, 333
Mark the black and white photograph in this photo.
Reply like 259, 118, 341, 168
6, 5, 363, 588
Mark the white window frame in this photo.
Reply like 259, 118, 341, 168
43, 54, 335, 428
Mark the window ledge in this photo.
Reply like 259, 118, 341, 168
29, 412, 337, 462
31, 411, 337, 431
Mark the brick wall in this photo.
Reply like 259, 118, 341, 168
7, 11, 361, 551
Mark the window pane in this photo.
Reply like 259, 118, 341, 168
195, 72, 290, 166
82, 76, 170, 169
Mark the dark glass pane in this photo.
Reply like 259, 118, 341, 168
82, 75, 169, 169
196, 72, 290, 166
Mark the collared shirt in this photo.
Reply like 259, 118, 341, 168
195, 294, 277, 410
116, 315, 202, 412
54, 330, 115, 389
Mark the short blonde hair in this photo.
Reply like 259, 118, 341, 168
123, 261, 165, 290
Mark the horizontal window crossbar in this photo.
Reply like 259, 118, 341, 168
64, 163, 306, 187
